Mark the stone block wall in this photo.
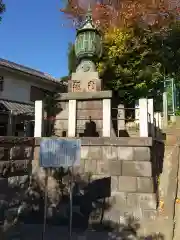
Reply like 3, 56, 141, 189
76, 100, 103, 137
33, 137, 157, 222
0, 137, 34, 178
0, 136, 164, 233
75, 138, 156, 221
0, 137, 35, 224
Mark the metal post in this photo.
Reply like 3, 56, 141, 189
42, 169, 48, 240
7, 110, 13, 136
172, 78, 175, 116
69, 165, 74, 240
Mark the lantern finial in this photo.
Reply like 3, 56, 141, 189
86, 2, 92, 19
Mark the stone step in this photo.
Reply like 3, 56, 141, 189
103, 207, 158, 223
108, 191, 157, 208
103, 191, 158, 223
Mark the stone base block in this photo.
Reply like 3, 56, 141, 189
70, 71, 101, 92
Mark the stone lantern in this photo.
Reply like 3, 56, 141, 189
75, 8, 102, 73
57, 6, 112, 138
69, 8, 103, 92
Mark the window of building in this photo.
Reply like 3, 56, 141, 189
0, 76, 4, 92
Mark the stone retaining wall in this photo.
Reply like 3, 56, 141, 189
0, 137, 34, 178
0, 136, 161, 228
0, 136, 178, 239
34, 137, 157, 221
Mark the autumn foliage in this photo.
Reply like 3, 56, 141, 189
60, 0, 179, 30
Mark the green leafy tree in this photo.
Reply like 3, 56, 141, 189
61, 1, 180, 107
0, 0, 5, 22
98, 26, 164, 104
62, 23, 180, 109
95, 22, 180, 111
68, 42, 76, 75
158, 22, 180, 80
60, 75, 69, 82
44, 92, 62, 136
60, 0, 180, 108
60, 42, 76, 81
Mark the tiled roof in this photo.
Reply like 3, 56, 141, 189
0, 99, 34, 116
0, 58, 62, 85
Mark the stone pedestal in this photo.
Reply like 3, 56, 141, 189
54, 65, 116, 137
68, 71, 101, 92
57, 91, 112, 137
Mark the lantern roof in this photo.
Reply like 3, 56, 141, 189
76, 5, 98, 34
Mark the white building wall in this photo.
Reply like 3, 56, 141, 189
0, 70, 58, 102
1, 76, 30, 102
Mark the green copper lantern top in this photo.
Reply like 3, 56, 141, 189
75, 7, 102, 71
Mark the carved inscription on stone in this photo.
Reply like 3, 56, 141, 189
72, 80, 81, 92
88, 80, 96, 91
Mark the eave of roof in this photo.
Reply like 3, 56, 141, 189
0, 99, 34, 116
0, 58, 66, 87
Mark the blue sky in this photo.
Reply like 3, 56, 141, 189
0, 0, 75, 78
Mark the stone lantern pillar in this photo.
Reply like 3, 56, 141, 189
57, 8, 112, 137
69, 8, 103, 92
